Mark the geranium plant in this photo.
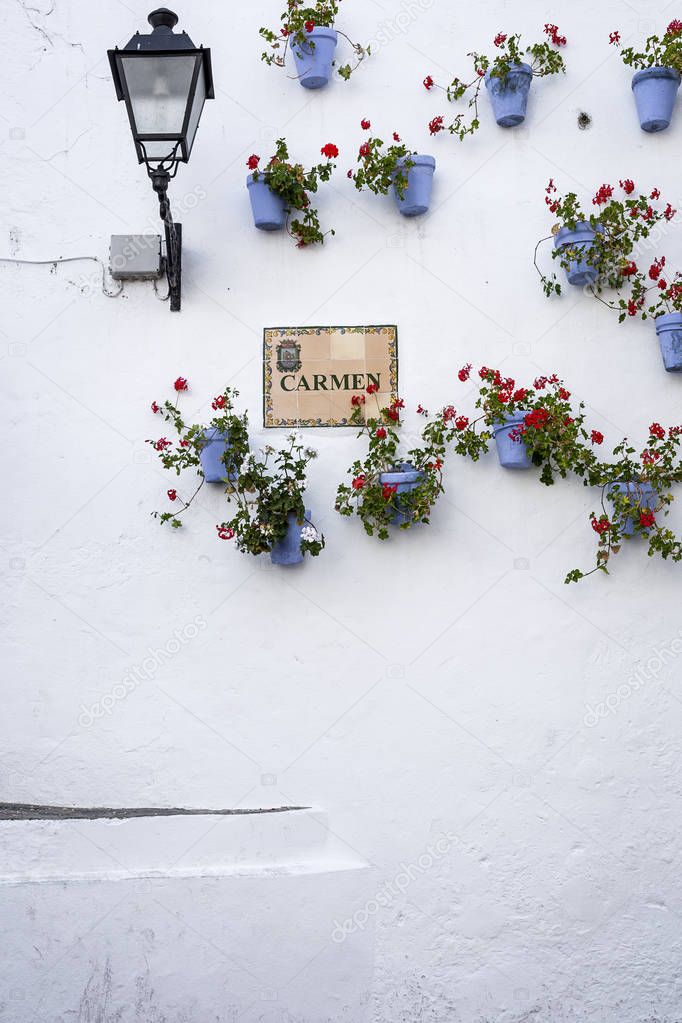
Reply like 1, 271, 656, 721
335, 387, 451, 539
259, 0, 368, 81
423, 25, 566, 140
449, 365, 601, 485
148, 381, 249, 529
148, 382, 324, 560
348, 120, 417, 200
609, 21, 682, 72
247, 139, 338, 247
216, 435, 325, 559
535, 178, 676, 298
567, 423, 682, 583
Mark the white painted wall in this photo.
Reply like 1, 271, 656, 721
3, 0, 682, 1019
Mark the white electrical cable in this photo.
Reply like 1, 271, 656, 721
0, 255, 124, 298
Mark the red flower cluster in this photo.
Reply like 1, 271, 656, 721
620, 178, 634, 194
609, 31, 620, 45
216, 526, 234, 540
360, 118, 371, 129
667, 19, 682, 35
151, 401, 160, 414
544, 23, 566, 46
621, 261, 637, 276
423, 75, 434, 90
455, 416, 469, 431
591, 430, 604, 445
352, 475, 366, 490
428, 115, 444, 135
321, 143, 338, 159
458, 363, 472, 382
649, 257, 665, 280
664, 203, 676, 220
351, 394, 365, 407
592, 515, 611, 535
305, 19, 315, 32
212, 395, 226, 410
359, 142, 370, 158
375, 427, 387, 439
650, 422, 666, 439
393, 132, 401, 141
382, 482, 398, 501
366, 383, 379, 395
155, 437, 171, 451
593, 183, 614, 206
442, 406, 456, 423
639, 510, 656, 529
167, 489, 177, 502
247, 154, 260, 170
525, 409, 550, 430
174, 376, 188, 392
494, 32, 507, 47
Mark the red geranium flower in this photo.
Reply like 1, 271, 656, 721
593, 183, 614, 206
247, 154, 260, 170
423, 75, 434, 90
393, 132, 401, 141
458, 363, 472, 382
216, 526, 234, 540
592, 515, 611, 535
609, 30, 621, 45
381, 482, 398, 501
360, 118, 371, 130
351, 394, 365, 407
494, 32, 507, 47
352, 475, 366, 490
621, 261, 637, 276
174, 376, 188, 392
620, 178, 634, 194
455, 416, 469, 431
375, 427, 387, 439
167, 489, 177, 501
321, 143, 339, 159
305, 19, 315, 32
359, 142, 370, 158
428, 115, 444, 135
366, 383, 379, 394
591, 430, 604, 445
151, 401, 160, 414
650, 422, 666, 439
544, 23, 566, 46
155, 437, 171, 451
639, 510, 656, 529
212, 395, 226, 410
667, 19, 682, 35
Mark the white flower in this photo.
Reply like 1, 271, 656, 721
301, 525, 318, 543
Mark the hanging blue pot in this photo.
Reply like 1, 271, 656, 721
270, 509, 311, 565
199, 428, 238, 484
379, 463, 424, 525
607, 482, 656, 537
291, 27, 338, 89
655, 312, 682, 372
246, 176, 287, 231
492, 414, 531, 469
554, 222, 601, 287
631, 66, 680, 132
393, 155, 436, 217
485, 63, 533, 127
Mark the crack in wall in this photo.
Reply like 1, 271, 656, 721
0, 802, 309, 821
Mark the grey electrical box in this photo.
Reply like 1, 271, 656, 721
110, 234, 163, 280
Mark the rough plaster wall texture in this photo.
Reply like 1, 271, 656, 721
3, 0, 682, 1019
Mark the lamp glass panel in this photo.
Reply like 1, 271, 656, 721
184, 64, 207, 157
120, 53, 196, 137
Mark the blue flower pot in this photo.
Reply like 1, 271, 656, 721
485, 62, 533, 127
379, 463, 424, 525
393, 155, 436, 217
199, 428, 238, 484
631, 66, 680, 133
607, 482, 656, 537
554, 222, 601, 286
247, 176, 287, 231
655, 312, 682, 372
492, 414, 530, 469
270, 509, 311, 565
291, 27, 338, 89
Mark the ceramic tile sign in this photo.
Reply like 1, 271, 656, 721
263, 325, 398, 428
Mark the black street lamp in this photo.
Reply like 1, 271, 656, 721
108, 9, 214, 311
